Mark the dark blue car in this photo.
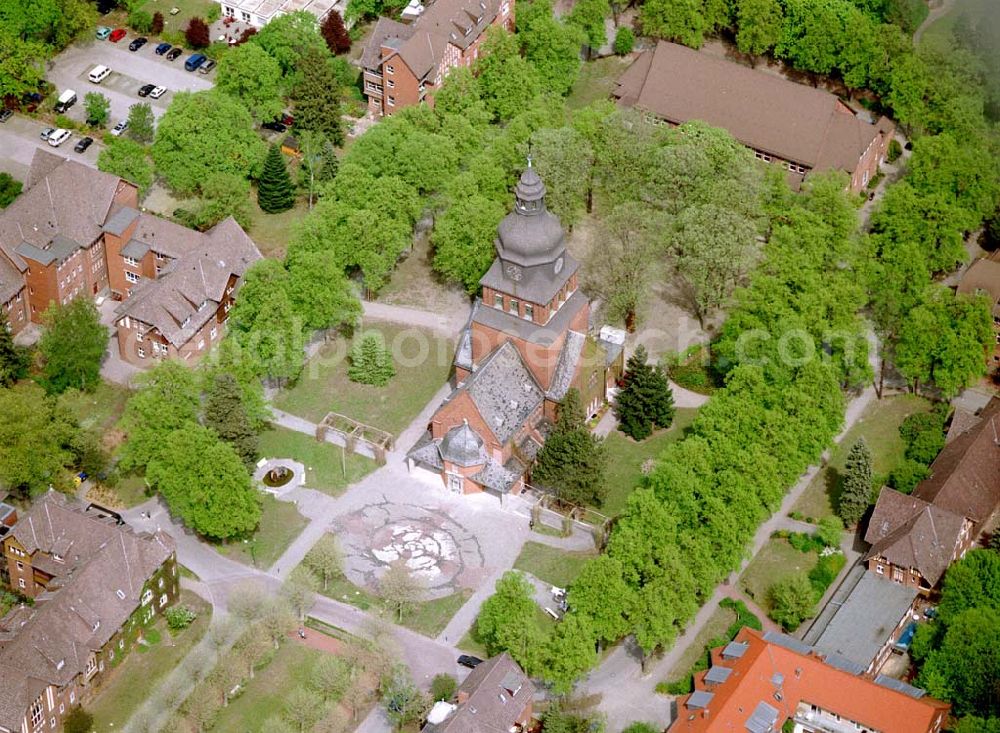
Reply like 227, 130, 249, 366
184, 53, 207, 72
155, 42, 172, 55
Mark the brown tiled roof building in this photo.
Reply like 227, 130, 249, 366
864, 397, 1000, 590
0, 492, 178, 733
614, 41, 895, 193
423, 653, 534, 733
360, 0, 514, 116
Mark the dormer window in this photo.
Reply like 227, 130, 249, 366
141, 588, 153, 605
198, 300, 208, 311
53, 553, 64, 564
181, 316, 191, 329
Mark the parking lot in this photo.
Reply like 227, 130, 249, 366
45, 34, 215, 126
0, 113, 101, 180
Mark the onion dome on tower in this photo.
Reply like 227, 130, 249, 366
495, 162, 566, 271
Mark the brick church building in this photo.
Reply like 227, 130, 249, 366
407, 165, 624, 499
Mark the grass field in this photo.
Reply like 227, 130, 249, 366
602, 408, 700, 516
139, 0, 217, 34
274, 322, 453, 435
661, 603, 737, 687
513, 541, 597, 588
89, 591, 211, 731
317, 573, 471, 637
739, 538, 819, 611
567, 56, 633, 111
246, 198, 308, 260
216, 494, 307, 569
58, 381, 131, 434
258, 426, 376, 496
791, 395, 932, 520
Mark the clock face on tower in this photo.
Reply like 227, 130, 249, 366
505, 263, 523, 281
554, 257, 564, 275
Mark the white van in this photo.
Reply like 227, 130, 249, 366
47, 129, 72, 147
54, 89, 77, 113
88, 65, 111, 84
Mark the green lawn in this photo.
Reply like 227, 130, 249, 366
513, 541, 597, 588
58, 381, 131, 434
113, 475, 151, 508
661, 603, 737, 687
139, 0, 216, 35
258, 426, 376, 496
567, 56, 633, 111
210, 642, 322, 733
89, 591, 212, 731
273, 322, 453, 435
738, 538, 818, 611
216, 494, 307, 569
602, 408, 700, 516
246, 197, 309, 260
791, 395, 932, 521
316, 573, 471, 637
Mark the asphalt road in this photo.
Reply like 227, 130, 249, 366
0, 113, 101, 179
44, 34, 214, 127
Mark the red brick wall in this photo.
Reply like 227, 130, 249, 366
379, 52, 422, 116
3, 288, 29, 335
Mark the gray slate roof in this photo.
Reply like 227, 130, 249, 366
423, 653, 534, 733
0, 492, 174, 731
479, 252, 580, 308
495, 167, 567, 269
114, 217, 261, 346
440, 422, 487, 467
464, 341, 543, 445
547, 330, 586, 401
806, 571, 917, 670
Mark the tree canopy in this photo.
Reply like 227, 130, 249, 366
39, 298, 107, 394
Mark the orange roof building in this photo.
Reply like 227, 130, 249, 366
669, 628, 949, 733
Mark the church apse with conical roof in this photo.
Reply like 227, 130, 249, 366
406, 164, 625, 500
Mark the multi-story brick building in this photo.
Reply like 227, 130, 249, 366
0, 150, 262, 367
407, 164, 624, 500
359, 0, 514, 117
670, 628, 950, 733
864, 397, 1000, 591
0, 151, 138, 336
0, 492, 177, 733
614, 41, 896, 193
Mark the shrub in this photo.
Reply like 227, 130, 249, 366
623, 724, 659, 733
151, 11, 164, 34
815, 516, 843, 548
54, 114, 81, 131
430, 673, 457, 702
0, 173, 23, 208
166, 604, 197, 631
887, 139, 902, 163
206, 2, 222, 21
889, 458, 930, 494
720, 597, 763, 637
613, 26, 635, 55
185, 17, 211, 48
659, 676, 693, 695
768, 573, 816, 631
128, 9, 153, 33
788, 531, 824, 554
63, 707, 94, 733
899, 408, 947, 464
808, 552, 846, 597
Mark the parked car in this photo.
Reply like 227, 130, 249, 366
137, 83, 155, 97
280, 113, 295, 126
155, 42, 172, 55
457, 655, 483, 669
0, 109, 12, 123
198, 59, 217, 74
149, 86, 167, 99
47, 129, 72, 147
96, 26, 112, 40
40, 127, 55, 140
184, 53, 207, 72
88, 65, 112, 84
109, 28, 127, 42
111, 119, 129, 136
54, 89, 77, 113
74, 136, 94, 153
129, 37, 148, 52
166, 47, 183, 61
262, 120, 287, 133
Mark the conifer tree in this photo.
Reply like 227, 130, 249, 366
204, 371, 259, 468
614, 345, 675, 440
320, 10, 351, 55
533, 389, 608, 507
316, 140, 339, 185
839, 437, 874, 526
0, 310, 28, 387
257, 144, 295, 214
347, 333, 395, 386
290, 48, 345, 146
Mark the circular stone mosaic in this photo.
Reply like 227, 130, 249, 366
332, 500, 486, 599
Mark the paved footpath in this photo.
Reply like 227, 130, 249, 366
580, 375, 879, 731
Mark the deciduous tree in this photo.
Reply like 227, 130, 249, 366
531, 127, 593, 228
0, 309, 28, 386
0, 172, 22, 208
474, 28, 543, 122
320, 10, 351, 54
379, 559, 423, 622
216, 42, 284, 121
431, 194, 506, 292
0, 383, 79, 496
285, 251, 360, 331
119, 360, 201, 471
84, 91, 110, 127
640, 0, 708, 47
476, 571, 544, 673
39, 298, 106, 394
311, 655, 353, 702
252, 10, 327, 77
517, 0, 585, 95
735, 0, 783, 58
127, 102, 155, 144
185, 17, 210, 48
145, 423, 262, 539
281, 566, 319, 618
283, 687, 325, 732
767, 571, 816, 630
97, 138, 154, 197
303, 534, 343, 590
379, 666, 427, 732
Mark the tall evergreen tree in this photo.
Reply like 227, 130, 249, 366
204, 371, 259, 468
614, 345, 675, 440
839, 437, 874, 525
347, 333, 395, 386
0, 309, 28, 387
257, 144, 296, 213
290, 48, 345, 146
320, 10, 351, 55
533, 389, 608, 507
316, 139, 339, 184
